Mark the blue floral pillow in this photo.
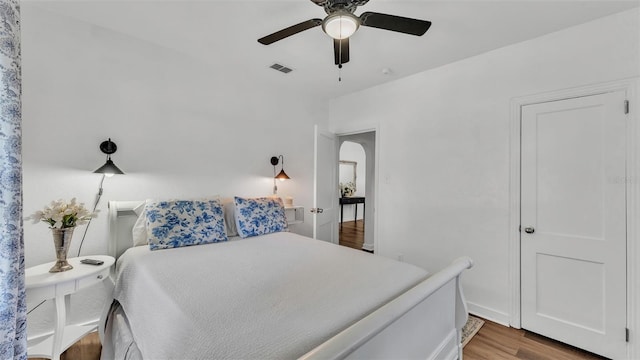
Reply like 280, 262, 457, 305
234, 197, 288, 238
145, 199, 227, 250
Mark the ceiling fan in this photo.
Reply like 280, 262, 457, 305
257, 0, 432, 68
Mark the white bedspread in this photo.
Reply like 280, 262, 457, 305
113, 232, 428, 359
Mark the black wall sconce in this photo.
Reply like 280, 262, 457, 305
78, 138, 125, 257
271, 155, 290, 194
94, 138, 124, 176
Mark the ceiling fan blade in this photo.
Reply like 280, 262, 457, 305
333, 38, 350, 65
360, 12, 431, 36
258, 19, 323, 45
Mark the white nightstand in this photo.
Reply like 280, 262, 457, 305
26, 255, 115, 360
285, 206, 304, 225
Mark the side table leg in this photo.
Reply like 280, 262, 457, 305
354, 203, 357, 222
52, 294, 68, 360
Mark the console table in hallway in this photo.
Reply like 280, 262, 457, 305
339, 196, 365, 224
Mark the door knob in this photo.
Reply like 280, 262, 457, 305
524, 226, 535, 234
310, 208, 324, 214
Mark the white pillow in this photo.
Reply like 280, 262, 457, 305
131, 202, 148, 247
221, 198, 238, 237
133, 202, 145, 216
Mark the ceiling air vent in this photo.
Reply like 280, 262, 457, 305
270, 63, 293, 74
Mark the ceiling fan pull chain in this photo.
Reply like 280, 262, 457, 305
338, 38, 343, 81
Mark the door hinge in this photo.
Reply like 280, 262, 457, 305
626, 328, 630, 342
518, 225, 521, 233
625, 100, 630, 114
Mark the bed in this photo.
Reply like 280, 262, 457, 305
100, 199, 473, 360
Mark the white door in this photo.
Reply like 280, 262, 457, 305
521, 91, 627, 359
313, 125, 339, 243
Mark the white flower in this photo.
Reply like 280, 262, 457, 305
26, 198, 97, 229
339, 182, 356, 197
28, 210, 43, 224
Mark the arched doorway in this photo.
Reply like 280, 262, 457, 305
338, 132, 375, 252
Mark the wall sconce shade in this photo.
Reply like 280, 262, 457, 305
94, 138, 124, 175
275, 169, 290, 181
94, 159, 124, 175
276, 169, 291, 180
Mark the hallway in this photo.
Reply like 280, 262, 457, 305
339, 220, 367, 251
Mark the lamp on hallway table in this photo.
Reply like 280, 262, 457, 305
271, 155, 290, 194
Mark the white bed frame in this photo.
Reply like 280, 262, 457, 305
103, 200, 474, 360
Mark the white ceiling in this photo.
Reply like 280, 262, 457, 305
26, 0, 640, 100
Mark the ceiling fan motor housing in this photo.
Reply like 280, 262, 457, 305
313, 0, 370, 14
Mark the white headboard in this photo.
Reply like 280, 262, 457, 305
108, 200, 144, 260
107, 200, 305, 261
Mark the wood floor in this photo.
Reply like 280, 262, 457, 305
29, 331, 101, 360
30, 318, 608, 360
464, 319, 608, 360
339, 219, 365, 251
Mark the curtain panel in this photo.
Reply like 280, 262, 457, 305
0, 0, 27, 359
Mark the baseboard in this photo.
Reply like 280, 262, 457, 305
467, 302, 510, 326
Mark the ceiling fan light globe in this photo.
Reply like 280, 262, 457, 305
323, 12, 360, 39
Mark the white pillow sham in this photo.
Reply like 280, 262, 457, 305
221, 198, 238, 237
132, 205, 148, 247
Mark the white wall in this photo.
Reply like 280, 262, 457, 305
21, 6, 326, 338
339, 141, 366, 221
329, 9, 640, 324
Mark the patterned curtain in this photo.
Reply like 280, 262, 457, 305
0, 0, 27, 359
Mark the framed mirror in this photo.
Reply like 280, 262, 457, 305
339, 160, 357, 197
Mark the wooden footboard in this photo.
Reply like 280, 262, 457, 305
300, 257, 474, 360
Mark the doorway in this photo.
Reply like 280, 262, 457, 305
338, 131, 375, 252
518, 91, 628, 359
